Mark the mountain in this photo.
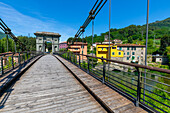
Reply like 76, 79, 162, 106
85, 17, 170, 44
149, 17, 170, 29
0, 31, 6, 39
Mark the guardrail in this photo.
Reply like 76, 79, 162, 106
54, 51, 170, 113
0, 51, 43, 76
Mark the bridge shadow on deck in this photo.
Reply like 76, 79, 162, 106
0, 61, 31, 109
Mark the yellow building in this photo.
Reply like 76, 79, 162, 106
96, 44, 124, 62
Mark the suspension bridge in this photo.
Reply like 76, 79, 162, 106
0, 0, 170, 113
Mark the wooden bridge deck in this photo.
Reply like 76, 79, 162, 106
0, 55, 106, 113
55, 55, 147, 113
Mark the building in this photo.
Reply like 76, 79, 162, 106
113, 39, 122, 45
103, 35, 122, 45
59, 41, 68, 50
68, 42, 87, 60
96, 44, 124, 62
34, 32, 61, 53
152, 56, 169, 65
117, 44, 146, 64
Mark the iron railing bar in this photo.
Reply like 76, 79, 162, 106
142, 93, 170, 107
140, 87, 170, 100
142, 71, 170, 80
141, 76, 170, 87
141, 82, 170, 94
109, 70, 138, 82
108, 79, 137, 97
140, 99, 167, 113
108, 76, 137, 92
107, 72, 138, 87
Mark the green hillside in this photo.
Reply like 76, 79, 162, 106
85, 17, 170, 44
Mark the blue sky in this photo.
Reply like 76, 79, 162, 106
0, 0, 170, 42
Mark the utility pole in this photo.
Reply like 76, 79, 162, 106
108, 0, 111, 81
92, 19, 94, 70
154, 34, 155, 47
6, 34, 8, 52
144, 0, 150, 102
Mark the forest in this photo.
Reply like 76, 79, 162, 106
0, 35, 36, 53
67, 17, 170, 55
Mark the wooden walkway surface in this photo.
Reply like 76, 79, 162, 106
0, 55, 106, 113
55, 55, 147, 113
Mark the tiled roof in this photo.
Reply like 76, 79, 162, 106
60, 41, 67, 44
34, 32, 61, 36
68, 42, 88, 45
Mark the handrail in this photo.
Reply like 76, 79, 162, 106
55, 51, 170, 113
0, 51, 42, 56
56, 51, 170, 74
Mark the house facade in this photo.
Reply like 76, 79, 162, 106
96, 44, 124, 62
68, 42, 87, 60
59, 41, 68, 50
117, 44, 146, 64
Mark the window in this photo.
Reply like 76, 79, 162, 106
112, 52, 115, 55
127, 47, 129, 50
127, 57, 129, 60
127, 52, 129, 55
55, 46, 57, 48
39, 39, 42, 41
119, 52, 121, 55
134, 47, 136, 50
120, 47, 122, 50
55, 40, 57, 41
75, 48, 78, 50
81, 45, 84, 48
132, 56, 135, 60
102, 48, 103, 50
141, 52, 143, 55
124, 53, 125, 55
132, 52, 135, 55
131, 47, 133, 50
112, 47, 116, 49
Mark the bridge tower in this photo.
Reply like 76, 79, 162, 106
34, 32, 61, 53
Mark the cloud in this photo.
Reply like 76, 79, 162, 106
0, 2, 76, 41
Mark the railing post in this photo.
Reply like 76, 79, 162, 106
67, 52, 68, 60
102, 58, 106, 84
74, 54, 75, 64
12, 54, 14, 69
27, 52, 28, 62
19, 52, 21, 66
135, 67, 141, 107
87, 57, 90, 73
1, 57, 4, 75
75, 54, 77, 65
69, 52, 71, 61
79, 54, 81, 68
24, 53, 25, 64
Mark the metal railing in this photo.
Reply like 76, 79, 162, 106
54, 51, 170, 113
0, 51, 43, 76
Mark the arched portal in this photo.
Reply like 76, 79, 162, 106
34, 32, 61, 53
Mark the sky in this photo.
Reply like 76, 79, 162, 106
0, 0, 170, 42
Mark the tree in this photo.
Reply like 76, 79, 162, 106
159, 35, 170, 55
127, 36, 133, 43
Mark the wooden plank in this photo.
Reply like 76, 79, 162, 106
56, 55, 147, 113
0, 55, 106, 113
